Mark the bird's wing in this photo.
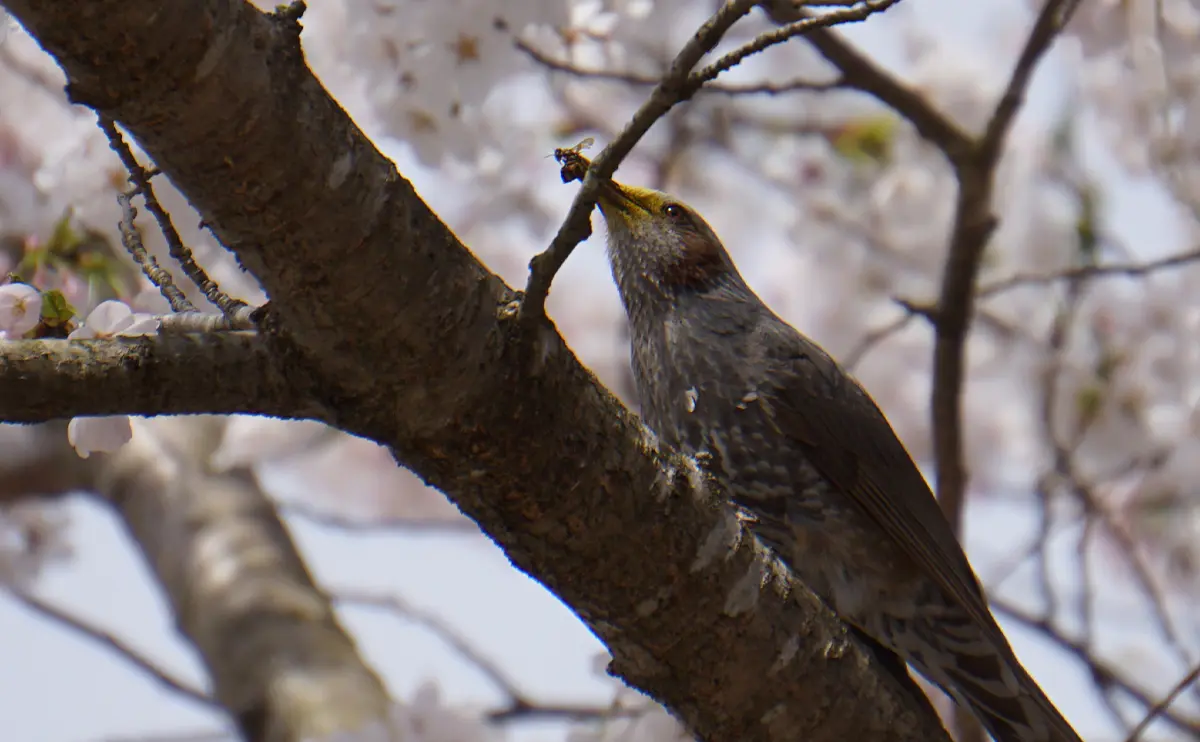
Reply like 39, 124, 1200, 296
758, 326, 1011, 650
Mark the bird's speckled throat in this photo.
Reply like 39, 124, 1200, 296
597, 182, 734, 297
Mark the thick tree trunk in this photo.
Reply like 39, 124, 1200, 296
0, 2, 951, 740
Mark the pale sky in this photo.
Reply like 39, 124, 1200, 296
2, 1, 1195, 741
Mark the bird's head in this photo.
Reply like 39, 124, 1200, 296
597, 181, 745, 306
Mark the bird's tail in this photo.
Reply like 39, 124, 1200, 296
895, 614, 1083, 742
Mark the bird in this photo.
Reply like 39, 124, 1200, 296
587, 173, 1084, 742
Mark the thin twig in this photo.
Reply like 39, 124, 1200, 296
978, 247, 1200, 298
520, 0, 760, 322
516, 39, 845, 95
334, 589, 523, 697
96, 732, 230, 742
993, 600, 1200, 737
761, 1, 973, 162
6, 587, 216, 710
315, 592, 664, 729
1124, 664, 1200, 742
333, 588, 650, 726
521, 0, 900, 320
157, 308, 257, 334
97, 115, 247, 319
115, 190, 194, 312
692, 0, 901, 87
842, 313, 915, 370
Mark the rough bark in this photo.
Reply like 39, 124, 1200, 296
0, 334, 318, 422
0, 2, 952, 740
101, 418, 393, 742
0, 420, 393, 742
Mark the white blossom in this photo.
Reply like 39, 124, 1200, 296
0, 282, 41, 336
66, 415, 133, 459
68, 299, 159, 339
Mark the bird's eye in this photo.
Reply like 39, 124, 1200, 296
662, 203, 685, 220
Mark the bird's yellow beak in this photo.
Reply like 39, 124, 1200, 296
597, 181, 656, 222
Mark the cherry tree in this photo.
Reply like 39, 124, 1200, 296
0, 1, 1198, 741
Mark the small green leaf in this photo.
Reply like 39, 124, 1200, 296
40, 289, 77, 329
831, 116, 896, 164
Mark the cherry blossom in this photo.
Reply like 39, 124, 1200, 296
0, 282, 41, 336
66, 415, 133, 459
67, 299, 159, 339
61, 300, 155, 457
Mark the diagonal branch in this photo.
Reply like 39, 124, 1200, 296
994, 600, 1200, 738
760, 1, 973, 162
5, 587, 216, 710
522, 0, 903, 318
0, 1, 954, 739
96, 417, 394, 742
1125, 664, 1200, 742
521, 0, 759, 320
693, 0, 901, 87
99, 115, 247, 318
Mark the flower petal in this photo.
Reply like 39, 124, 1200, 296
0, 283, 42, 335
67, 416, 133, 458
118, 314, 161, 337
84, 300, 134, 335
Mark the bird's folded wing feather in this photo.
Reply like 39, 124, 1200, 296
760, 333, 1014, 653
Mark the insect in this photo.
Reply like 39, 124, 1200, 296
553, 137, 594, 184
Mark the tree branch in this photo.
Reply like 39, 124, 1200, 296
521, 0, 760, 320
0, 333, 318, 422
5, 587, 217, 710
928, 0, 1079, 536
977, 246, 1200, 297
516, 39, 844, 95
0, 1, 954, 739
522, 0, 905, 316
760, 1, 973, 162
95, 417, 393, 742
993, 600, 1200, 738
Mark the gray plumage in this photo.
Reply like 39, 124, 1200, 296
596, 179, 1082, 742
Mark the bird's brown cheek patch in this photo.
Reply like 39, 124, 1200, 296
661, 231, 727, 290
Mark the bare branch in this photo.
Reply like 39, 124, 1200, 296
977, 0, 1083, 166
1125, 664, 1200, 742
760, 1, 973, 161
96, 417, 394, 741
99, 115, 247, 319
693, 0, 901, 87
993, 600, 1200, 737
5, 587, 216, 709
334, 588, 658, 726
929, 0, 1081, 537
486, 701, 647, 724
115, 188, 194, 313
334, 589, 523, 699
978, 247, 1200, 298
521, 0, 760, 321
516, 39, 844, 95
158, 308, 257, 333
